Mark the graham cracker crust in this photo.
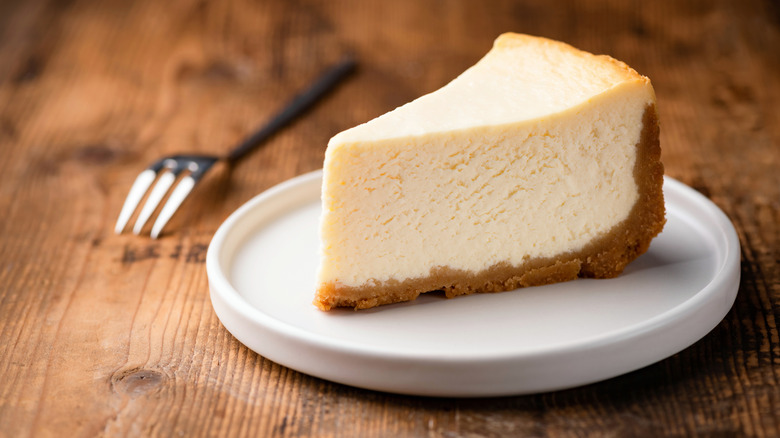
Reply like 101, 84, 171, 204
315, 105, 666, 310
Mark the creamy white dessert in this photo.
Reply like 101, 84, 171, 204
315, 33, 665, 310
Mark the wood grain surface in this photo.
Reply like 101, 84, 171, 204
0, 0, 778, 436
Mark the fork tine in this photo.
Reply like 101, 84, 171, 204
114, 169, 158, 234
132, 170, 178, 234
150, 175, 197, 239
149, 158, 217, 238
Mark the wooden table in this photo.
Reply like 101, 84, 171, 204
1, 0, 777, 436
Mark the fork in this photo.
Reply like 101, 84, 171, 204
115, 57, 356, 239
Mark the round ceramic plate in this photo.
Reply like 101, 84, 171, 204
206, 170, 740, 397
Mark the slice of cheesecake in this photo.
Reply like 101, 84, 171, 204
315, 33, 665, 311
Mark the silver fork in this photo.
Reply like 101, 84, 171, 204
115, 58, 356, 239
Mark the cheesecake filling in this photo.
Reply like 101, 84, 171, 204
318, 83, 649, 286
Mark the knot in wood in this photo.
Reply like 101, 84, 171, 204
112, 368, 165, 397
73, 143, 118, 166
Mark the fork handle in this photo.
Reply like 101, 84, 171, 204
226, 57, 356, 163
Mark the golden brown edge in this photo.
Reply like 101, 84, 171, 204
315, 105, 666, 311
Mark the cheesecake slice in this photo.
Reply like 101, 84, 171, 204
315, 33, 665, 310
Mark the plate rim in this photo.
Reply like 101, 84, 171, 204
206, 170, 741, 395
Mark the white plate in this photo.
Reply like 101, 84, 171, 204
207, 170, 740, 397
